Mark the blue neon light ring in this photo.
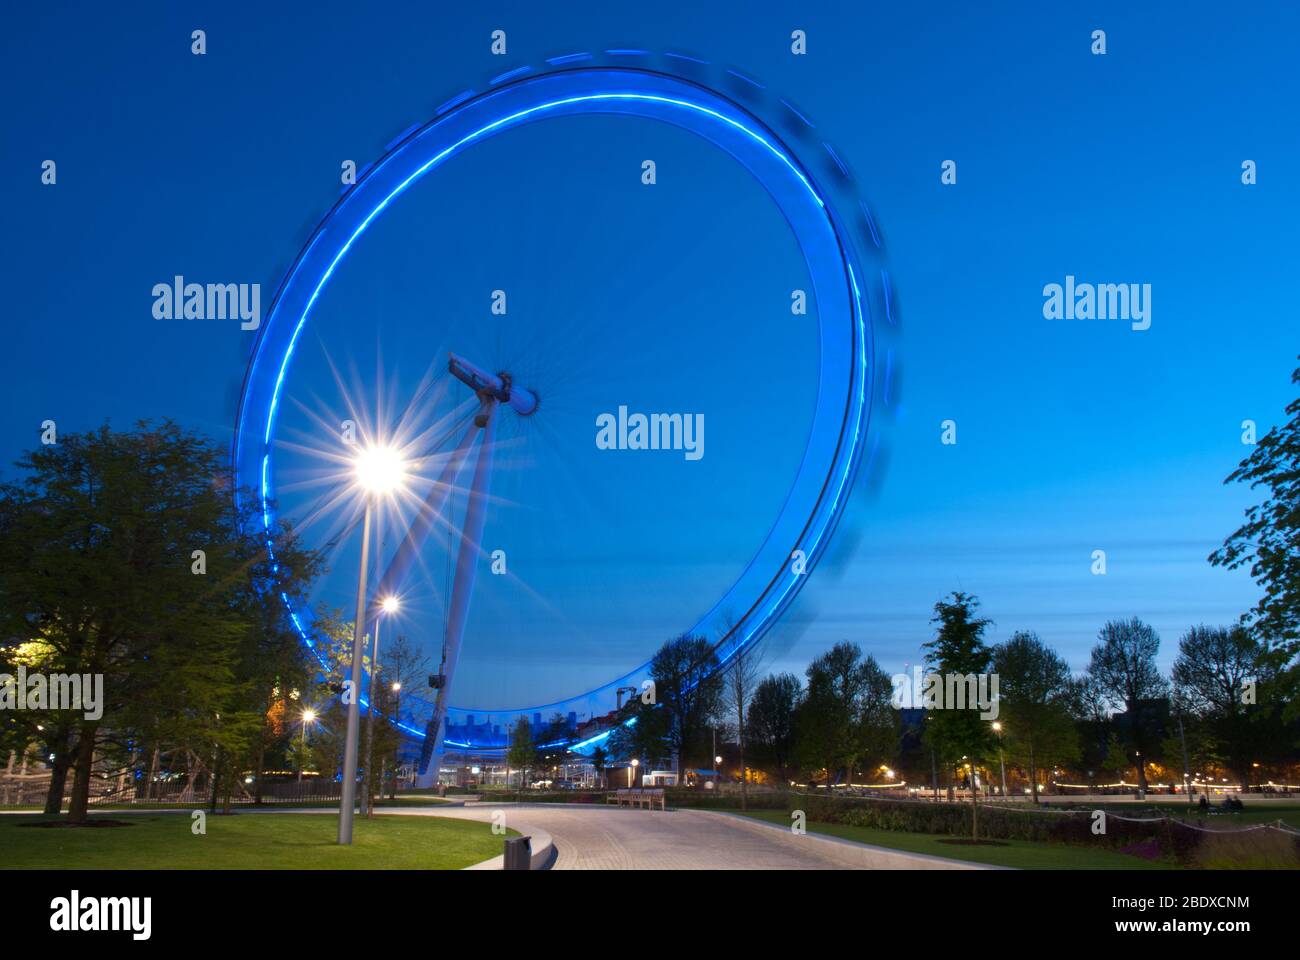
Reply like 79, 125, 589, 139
233, 66, 879, 746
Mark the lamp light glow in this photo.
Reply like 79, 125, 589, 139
354, 445, 407, 494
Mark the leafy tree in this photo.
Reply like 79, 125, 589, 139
588, 745, 609, 788
648, 635, 723, 781
1087, 617, 1170, 797
1103, 733, 1132, 782
747, 672, 802, 783
533, 713, 571, 785
606, 696, 672, 776
1171, 625, 1269, 789
0, 422, 321, 822
992, 631, 1079, 803
795, 642, 896, 790
1210, 359, 1300, 675
507, 717, 536, 793
922, 592, 995, 840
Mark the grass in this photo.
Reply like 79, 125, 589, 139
0, 812, 511, 869
732, 810, 1174, 870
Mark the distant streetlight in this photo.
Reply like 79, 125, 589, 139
339, 444, 407, 846
629, 757, 640, 788
362, 594, 400, 819
992, 721, 1008, 799
298, 708, 318, 783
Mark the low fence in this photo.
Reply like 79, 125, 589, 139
783, 790, 1300, 866
2, 775, 354, 808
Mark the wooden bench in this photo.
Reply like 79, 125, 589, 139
607, 788, 666, 811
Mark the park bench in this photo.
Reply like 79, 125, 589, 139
607, 787, 666, 811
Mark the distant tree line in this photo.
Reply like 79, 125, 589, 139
598, 359, 1300, 809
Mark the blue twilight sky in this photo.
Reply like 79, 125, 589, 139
3, 1, 1297, 716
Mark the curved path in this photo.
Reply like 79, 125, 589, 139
387, 803, 990, 870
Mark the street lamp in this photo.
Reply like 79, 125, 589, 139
339, 444, 406, 846
629, 757, 639, 788
361, 594, 400, 818
992, 721, 1008, 799
298, 708, 317, 783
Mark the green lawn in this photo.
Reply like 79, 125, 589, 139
733, 810, 1174, 870
1, 812, 511, 869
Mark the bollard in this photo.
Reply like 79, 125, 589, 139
503, 835, 532, 870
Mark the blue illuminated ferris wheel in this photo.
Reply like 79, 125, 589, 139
233, 57, 896, 783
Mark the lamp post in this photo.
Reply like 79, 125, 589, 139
389, 682, 401, 799
992, 721, 1008, 800
629, 757, 639, 788
339, 444, 406, 845
297, 708, 317, 783
361, 595, 399, 818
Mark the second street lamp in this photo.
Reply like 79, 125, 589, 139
992, 721, 1008, 799
297, 708, 317, 784
361, 594, 400, 818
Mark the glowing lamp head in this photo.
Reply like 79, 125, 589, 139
303, 708, 317, 723
381, 596, 400, 614
354, 444, 407, 494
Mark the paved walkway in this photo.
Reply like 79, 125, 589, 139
384, 803, 986, 870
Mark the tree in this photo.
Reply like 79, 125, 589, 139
992, 631, 1079, 803
1087, 617, 1170, 797
588, 746, 609, 788
507, 717, 536, 794
362, 632, 427, 809
795, 642, 896, 791
534, 713, 571, 786
721, 636, 762, 809
0, 422, 321, 822
923, 592, 995, 840
1103, 733, 1132, 782
606, 697, 672, 778
648, 635, 723, 783
1171, 625, 1268, 790
1210, 359, 1300, 674
748, 672, 802, 783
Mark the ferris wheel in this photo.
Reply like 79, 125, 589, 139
233, 54, 897, 786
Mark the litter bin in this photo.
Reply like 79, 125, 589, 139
503, 835, 532, 870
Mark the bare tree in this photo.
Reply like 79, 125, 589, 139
722, 627, 763, 811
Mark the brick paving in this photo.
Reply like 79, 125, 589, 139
388, 803, 985, 870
